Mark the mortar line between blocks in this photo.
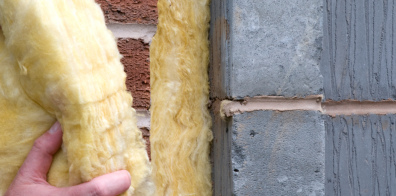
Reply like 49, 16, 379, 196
219, 95, 396, 117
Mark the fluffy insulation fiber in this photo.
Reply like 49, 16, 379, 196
150, 0, 213, 195
0, 0, 153, 195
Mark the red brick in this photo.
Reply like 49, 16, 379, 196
117, 38, 150, 110
95, 0, 158, 24
140, 128, 151, 161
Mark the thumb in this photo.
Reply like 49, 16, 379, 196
62, 170, 132, 196
18, 121, 63, 180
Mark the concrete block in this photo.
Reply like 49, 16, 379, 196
229, 0, 323, 98
325, 114, 396, 196
232, 110, 325, 195
322, 0, 396, 101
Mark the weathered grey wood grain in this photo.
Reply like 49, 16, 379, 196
322, 0, 396, 101
325, 114, 396, 196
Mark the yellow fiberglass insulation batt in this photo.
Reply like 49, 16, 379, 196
150, 0, 213, 195
0, 0, 153, 195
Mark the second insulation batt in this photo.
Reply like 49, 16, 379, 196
150, 0, 213, 195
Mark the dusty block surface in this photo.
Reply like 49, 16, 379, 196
325, 114, 396, 196
96, 0, 158, 24
117, 38, 150, 110
322, 0, 396, 101
229, 0, 323, 98
232, 110, 325, 196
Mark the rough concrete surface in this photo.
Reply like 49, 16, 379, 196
232, 110, 325, 196
96, 0, 158, 24
322, 0, 396, 101
325, 114, 396, 196
229, 0, 324, 98
118, 38, 150, 110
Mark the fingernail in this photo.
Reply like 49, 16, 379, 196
48, 121, 61, 134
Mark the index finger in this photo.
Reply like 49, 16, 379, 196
18, 122, 63, 181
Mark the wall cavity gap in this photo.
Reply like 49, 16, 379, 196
220, 95, 323, 117
322, 100, 396, 117
106, 24, 157, 43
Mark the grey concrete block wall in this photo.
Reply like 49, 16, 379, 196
322, 1, 396, 195
229, 0, 324, 98
210, 0, 327, 195
210, 0, 396, 195
232, 111, 325, 196
211, 0, 396, 195
325, 115, 396, 196
322, 0, 396, 101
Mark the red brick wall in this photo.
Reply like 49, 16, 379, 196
96, 0, 158, 24
95, 0, 157, 158
95, 0, 157, 110
118, 38, 151, 110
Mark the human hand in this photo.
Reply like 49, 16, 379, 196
5, 122, 131, 196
